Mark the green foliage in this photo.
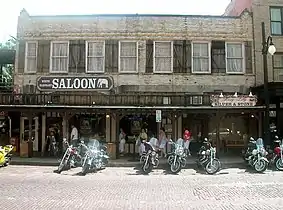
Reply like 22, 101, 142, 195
0, 37, 16, 89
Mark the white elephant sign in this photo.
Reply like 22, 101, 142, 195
36, 76, 113, 91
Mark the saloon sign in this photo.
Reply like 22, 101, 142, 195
211, 95, 257, 107
36, 76, 113, 91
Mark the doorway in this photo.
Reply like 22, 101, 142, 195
20, 117, 39, 151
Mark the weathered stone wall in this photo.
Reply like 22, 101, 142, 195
15, 9, 255, 93
251, 0, 283, 85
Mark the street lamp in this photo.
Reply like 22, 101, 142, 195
261, 22, 276, 146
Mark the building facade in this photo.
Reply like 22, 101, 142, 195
4, 9, 263, 157
224, 0, 283, 141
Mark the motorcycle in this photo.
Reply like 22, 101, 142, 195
196, 139, 221, 175
81, 139, 109, 175
243, 138, 269, 173
0, 145, 14, 167
167, 139, 186, 174
267, 137, 283, 171
140, 140, 159, 174
57, 139, 83, 174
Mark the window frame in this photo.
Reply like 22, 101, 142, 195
118, 40, 139, 73
270, 7, 283, 36
191, 41, 211, 74
49, 41, 69, 73
272, 52, 283, 80
225, 42, 245, 74
24, 41, 38, 73
153, 41, 174, 73
85, 40, 105, 73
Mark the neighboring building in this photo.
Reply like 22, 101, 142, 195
5, 8, 262, 157
224, 0, 283, 139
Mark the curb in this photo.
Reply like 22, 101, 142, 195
10, 161, 245, 169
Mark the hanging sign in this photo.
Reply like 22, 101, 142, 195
211, 95, 257, 107
156, 110, 162, 122
36, 76, 114, 91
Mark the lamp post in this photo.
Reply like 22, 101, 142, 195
261, 22, 276, 145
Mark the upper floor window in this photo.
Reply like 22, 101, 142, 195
225, 42, 245, 74
192, 42, 211, 73
50, 41, 69, 73
273, 53, 283, 81
86, 41, 105, 73
270, 7, 283, 35
118, 41, 138, 73
153, 41, 173, 73
25, 41, 38, 73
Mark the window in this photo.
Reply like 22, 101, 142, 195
270, 7, 283, 35
273, 54, 283, 81
192, 42, 211, 73
225, 42, 245, 73
50, 41, 69, 73
118, 41, 138, 73
86, 41, 105, 73
153, 41, 173, 73
25, 41, 37, 73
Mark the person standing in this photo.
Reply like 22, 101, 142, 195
158, 127, 167, 157
119, 128, 126, 156
184, 129, 191, 156
70, 125, 79, 147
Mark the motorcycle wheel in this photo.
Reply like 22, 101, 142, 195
205, 159, 220, 175
275, 157, 283, 171
141, 161, 153, 174
3, 158, 11, 167
153, 159, 159, 168
82, 163, 90, 175
254, 159, 268, 173
57, 160, 67, 174
181, 157, 186, 168
167, 155, 174, 165
170, 159, 182, 174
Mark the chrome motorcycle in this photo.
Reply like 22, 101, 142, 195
140, 141, 159, 174
243, 138, 269, 173
167, 139, 186, 174
81, 139, 109, 175
197, 139, 221, 175
57, 139, 83, 174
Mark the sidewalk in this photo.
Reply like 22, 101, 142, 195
10, 156, 244, 168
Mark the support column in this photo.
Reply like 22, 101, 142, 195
259, 112, 263, 137
106, 114, 111, 143
177, 116, 182, 138
111, 113, 117, 143
28, 113, 33, 158
41, 113, 46, 156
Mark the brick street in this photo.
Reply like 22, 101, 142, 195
1, 165, 283, 210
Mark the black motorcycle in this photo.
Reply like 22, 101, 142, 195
140, 141, 159, 174
196, 139, 221, 174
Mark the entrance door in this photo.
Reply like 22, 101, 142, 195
20, 117, 39, 151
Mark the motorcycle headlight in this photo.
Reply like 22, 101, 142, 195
151, 151, 156, 156
205, 150, 210, 155
201, 151, 206, 155
175, 147, 184, 156
252, 149, 258, 155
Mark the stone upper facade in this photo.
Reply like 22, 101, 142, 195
224, 0, 283, 85
15, 9, 255, 94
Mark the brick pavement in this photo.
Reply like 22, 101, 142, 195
1, 166, 283, 210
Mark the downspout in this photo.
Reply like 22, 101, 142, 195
251, 9, 257, 87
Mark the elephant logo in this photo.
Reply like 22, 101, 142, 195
97, 78, 109, 88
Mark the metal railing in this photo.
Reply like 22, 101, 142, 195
0, 92, 212, 107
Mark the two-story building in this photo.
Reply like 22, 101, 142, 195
3, 8, 265, 158
224, 0, 283, 144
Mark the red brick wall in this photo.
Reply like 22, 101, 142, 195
224, 0, 252, 16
